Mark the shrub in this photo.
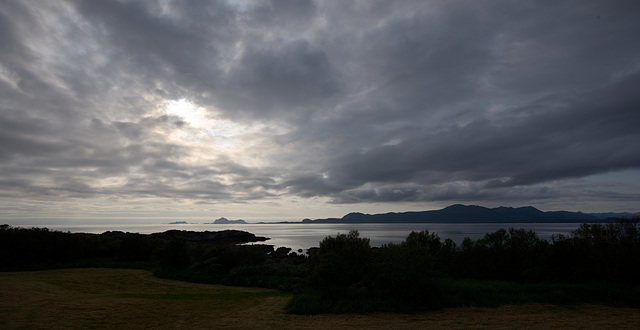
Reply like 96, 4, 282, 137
453, 228, 550, 281
551, 218, 640, 283
308, 230, 371, 291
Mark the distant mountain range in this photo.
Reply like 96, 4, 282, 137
300, 204, 639, 224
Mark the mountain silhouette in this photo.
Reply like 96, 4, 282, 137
305, 204, 603, 223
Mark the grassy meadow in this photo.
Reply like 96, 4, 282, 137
2, 268, 639, 329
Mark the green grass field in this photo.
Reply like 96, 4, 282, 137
2, 268, 639, 329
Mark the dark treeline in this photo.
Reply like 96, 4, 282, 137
2, 219, 639, 313
0, 225, 306, 290
290, 218, 640, 313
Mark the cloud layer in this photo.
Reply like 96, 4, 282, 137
1, 0, 639, 221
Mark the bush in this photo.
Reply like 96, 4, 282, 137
551, 218, 640, 283
370, 230, 451, 311
453, 228, 550, 281
156, 237, 191, 270
307, 230, 371, 291
291, 230, 450, 314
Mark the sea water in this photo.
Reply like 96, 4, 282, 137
23, 222, 585, 252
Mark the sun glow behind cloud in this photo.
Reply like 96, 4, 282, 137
161, 98, 291, 176
166, 99, 204, 128
163, 99, 248, 160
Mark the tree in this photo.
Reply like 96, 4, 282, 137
157, 237, 191, 270
551, 218, 640, 283
308, 230, 371, 291
453, 228, 549, 281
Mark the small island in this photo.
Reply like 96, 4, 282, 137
209, 217, 247, 224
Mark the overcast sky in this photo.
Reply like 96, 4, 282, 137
1, 0, 639, 224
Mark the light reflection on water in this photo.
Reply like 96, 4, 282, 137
31, 222, 586, 252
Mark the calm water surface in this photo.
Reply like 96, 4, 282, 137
35, 222, 585, 252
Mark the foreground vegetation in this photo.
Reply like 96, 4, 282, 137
2, 268, 640, 329
289, 219, 640, 314
2, 218, 639, 314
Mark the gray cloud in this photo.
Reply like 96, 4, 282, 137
219, 39, 342, 121
289, 70, 640, 201
1, 0, 639, 220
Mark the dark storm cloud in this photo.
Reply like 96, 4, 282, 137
0, 0, 639, 215
70, 0, 226, 105
251, 0, 317, 29
272, 1, 640, 206
287, 70, 640, 202
219, 39, 342, 120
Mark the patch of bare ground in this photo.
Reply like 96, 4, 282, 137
1, 268, 638, 329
